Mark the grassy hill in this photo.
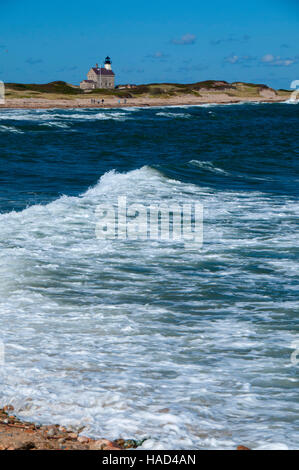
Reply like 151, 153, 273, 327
4, 80, 290, 101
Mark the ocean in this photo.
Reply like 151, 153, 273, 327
0, 103, 298, 449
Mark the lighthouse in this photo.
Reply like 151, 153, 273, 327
104, 56, 112, 71
80, 56, 115, 90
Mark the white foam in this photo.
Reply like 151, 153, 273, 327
156, 112, 192, 119
121, 107, 142, 112
189, 160, 230, 175
95, 112, 130, 121
0, 125, 24, 134
282, 99, 298, 104
0, 109, 131, 123
254, 443, 289, 450
41, 121, 69, 128
0, 166, 298, 449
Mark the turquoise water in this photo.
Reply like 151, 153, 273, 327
0, 103, 298, 449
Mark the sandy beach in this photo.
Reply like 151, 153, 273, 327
0, 93, 289, 110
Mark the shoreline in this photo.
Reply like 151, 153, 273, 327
0, 406, 251, 451
0, 96, 289, 110
0, 406, 139, 450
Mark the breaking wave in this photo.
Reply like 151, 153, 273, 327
0, 103, 298, 449
0, 164, 298, 449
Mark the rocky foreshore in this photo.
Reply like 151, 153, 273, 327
0, 406, 143, 451
0, 406, 253, 451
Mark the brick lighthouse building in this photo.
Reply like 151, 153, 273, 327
80, 56, 115, 90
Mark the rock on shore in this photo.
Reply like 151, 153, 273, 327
0, 406, 252, 450
0, 406, 127, 450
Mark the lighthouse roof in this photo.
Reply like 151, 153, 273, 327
92, 67, 114, 76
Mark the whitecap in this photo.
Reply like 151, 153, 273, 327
189, 159, 230, 175
156, 111, 192, 119
41, 121, 70, 128
0, 125, 24, 134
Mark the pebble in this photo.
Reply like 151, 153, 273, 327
3, 405, 14, 413
47, 425, 58, 437
90, 439, 114, 450
104, 444, 121, 451
78, 436, 89, 443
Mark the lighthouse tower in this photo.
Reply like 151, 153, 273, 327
104, 56, 112, 71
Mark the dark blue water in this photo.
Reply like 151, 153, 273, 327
0, 103, 298, 449
0, 104, 298, 213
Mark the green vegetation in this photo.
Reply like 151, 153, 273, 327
6, 81, 83, 95
88, 88, 132, 98
124, 80, 237, 96
4, 80, 289, 102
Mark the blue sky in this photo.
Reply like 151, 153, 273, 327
0, 0, 298, 88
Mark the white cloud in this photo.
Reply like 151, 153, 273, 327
153, 51, 166, 58
262, 54, 275, 63
146, 51, 169, 60
224, 54, 256, 65
211, 34, 250, 46
261, 54, 297, 66
171, 34, 196, 45
225, 53, 298, 68
225, 54, 239, 64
